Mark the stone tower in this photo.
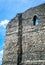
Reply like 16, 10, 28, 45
2, 3, 45, 65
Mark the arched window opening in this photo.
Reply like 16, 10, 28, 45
33, 15, 39, 25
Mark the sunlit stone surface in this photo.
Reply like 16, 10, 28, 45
2, 3, 45, 65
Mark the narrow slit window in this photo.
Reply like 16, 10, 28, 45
33, 15, 39, 25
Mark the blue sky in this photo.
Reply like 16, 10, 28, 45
0, 0, 45, 65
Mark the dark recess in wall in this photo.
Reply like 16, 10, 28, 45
17, 13, 23, 65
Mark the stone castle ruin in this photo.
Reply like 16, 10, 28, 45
2, 3, 45, 65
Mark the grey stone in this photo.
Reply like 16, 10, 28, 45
2, 3, 45, 65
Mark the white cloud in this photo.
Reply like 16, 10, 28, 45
0, 20, 9, 28
0, 50, 3, 55
0, 50, 3, 61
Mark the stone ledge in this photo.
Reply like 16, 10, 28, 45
22, 60, 45, 63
